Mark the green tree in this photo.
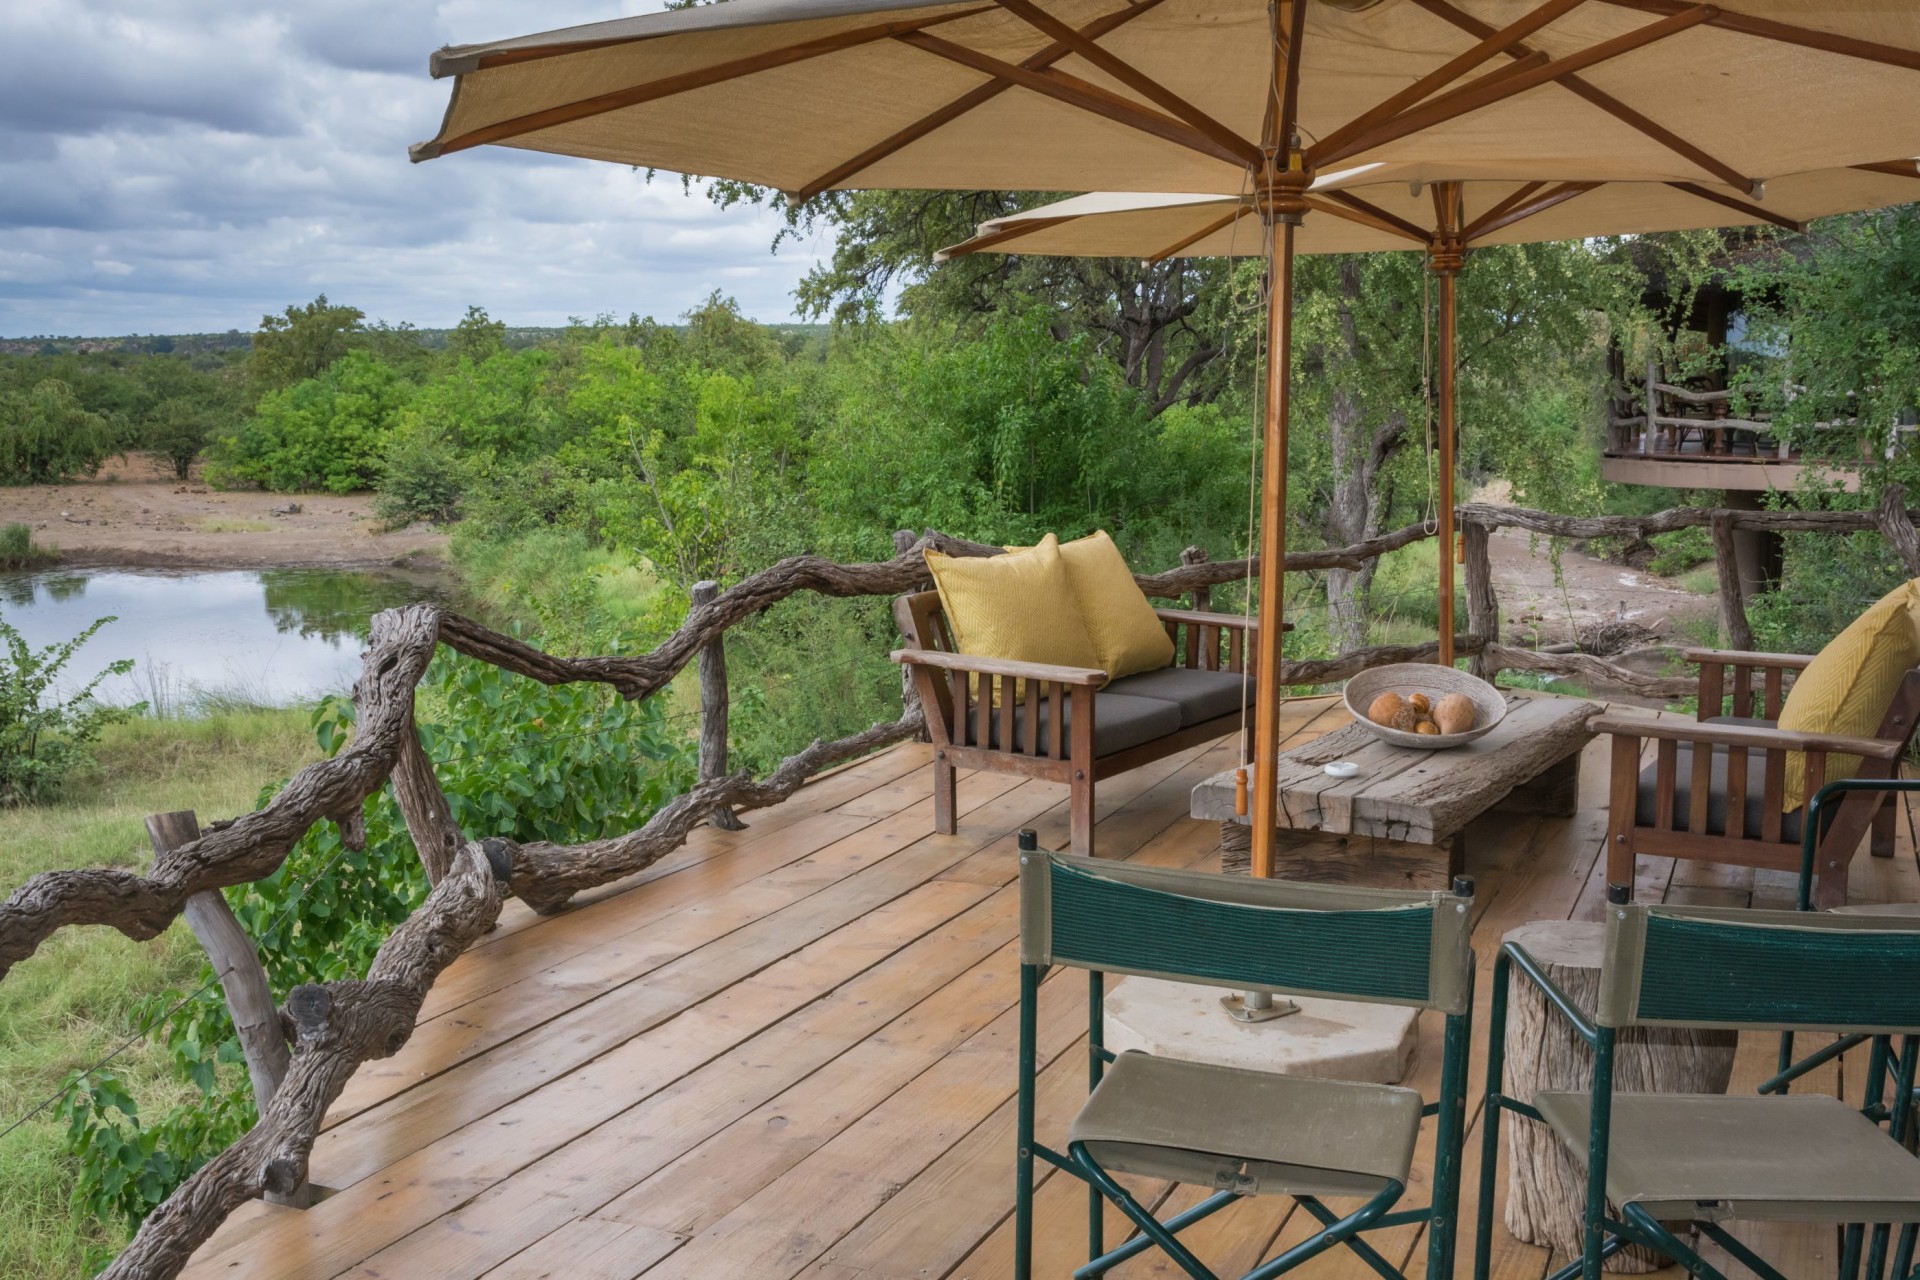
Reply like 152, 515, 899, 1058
717, 186, 1244, 415
210, 350, 413, 492
0, 379, 119, 483
1729, 208, 1920, 489
445, 305, 507, 365
248, 295, 366, 394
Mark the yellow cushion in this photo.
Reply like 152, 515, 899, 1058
1777, 578, 1920, 809
1008, 531, 1174, 680
923, 535, 1102, 699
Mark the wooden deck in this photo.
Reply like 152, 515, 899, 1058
180, 695, 1918, 1280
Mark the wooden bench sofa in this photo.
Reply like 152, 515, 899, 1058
892, 590, 1283, 856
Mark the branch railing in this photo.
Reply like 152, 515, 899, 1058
7, 498, 1920, 1275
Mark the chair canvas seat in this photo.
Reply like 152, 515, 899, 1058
1534, 1091, 1920, 1224
987, 691, 1181, 758
1070, 1051, 1423, 1198
1104, 668, 1253, 728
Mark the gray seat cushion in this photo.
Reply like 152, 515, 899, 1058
1536, 1091, 1920, 1223
1635, 743, 1801, 842
1070, 1051, 1422, 1198
988, 692, 1182, 759
1104, 668, 1252, 728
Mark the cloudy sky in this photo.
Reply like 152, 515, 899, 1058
0, 1, 828, 338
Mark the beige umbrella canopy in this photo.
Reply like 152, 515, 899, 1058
934, 162, 1920, 260
417, 0, 1920, 881
413, 0, 1920, 197
932, 160, 1920, 682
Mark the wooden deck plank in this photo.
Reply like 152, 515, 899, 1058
179, 696, 1886, 1280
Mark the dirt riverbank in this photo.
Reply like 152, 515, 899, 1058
0, 456, 449, 571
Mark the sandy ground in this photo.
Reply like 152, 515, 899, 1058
1482, 521, 1717, 647
0, 456, 449, 570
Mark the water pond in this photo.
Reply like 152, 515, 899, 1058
0, 566, 462, 708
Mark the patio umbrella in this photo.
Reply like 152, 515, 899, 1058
415, 0, 1920, 876
931, 161, 1920, 668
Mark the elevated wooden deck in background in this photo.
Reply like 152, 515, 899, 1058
181, 695, 1917, 1280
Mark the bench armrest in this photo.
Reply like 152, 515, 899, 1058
889, 648, 1107, 688
1151, 609, 1292, 633
1591, 714, 1901, 761
1681, 648, 1815, 672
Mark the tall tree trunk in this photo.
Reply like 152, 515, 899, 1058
1324, 384, 1379, 654
1318, 260, 1411, 654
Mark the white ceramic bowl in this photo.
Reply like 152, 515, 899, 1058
1342, 664, 1507, 749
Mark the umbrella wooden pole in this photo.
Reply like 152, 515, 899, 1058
1249, 213, 1299, 881
1434, 247, 1461, 667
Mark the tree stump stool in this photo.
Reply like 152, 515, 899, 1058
1501, 920, 1737, 1273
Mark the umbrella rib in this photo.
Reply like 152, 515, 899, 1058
936, 214, 1079, 258
1408, 0, 1755, 193
1596, 1, 1920, 73
1308, 192, 1433, 244
1462, 181, 1600, 242
991, 0, 1260, 167
790, 0, 1164, 202
1145, 205, 1253, 261
1853, 160, 1920, 181
419, 8, 994, 158
1460, 181, 1547, 239
894, 31, 1248, 168
1308, 0, 1589, 168
1666, 181, 1806, 233
1316, 4, 1716, 168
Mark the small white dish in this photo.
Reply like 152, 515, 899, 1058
1323, 761, 1359, 778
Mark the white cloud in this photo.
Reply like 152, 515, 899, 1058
0, 0, 820, 336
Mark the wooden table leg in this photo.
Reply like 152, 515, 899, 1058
1494, 749, 1582, 819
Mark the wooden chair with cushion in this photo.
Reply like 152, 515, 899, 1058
891, 531, 1274, 856
1594, 579, 1920, 909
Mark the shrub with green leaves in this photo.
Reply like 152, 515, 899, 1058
208, 349, 413, 493
0, 380, 119, 485
0, 615, 140, 807
57, 637, 696, 1237
1646, 525, 1714, 577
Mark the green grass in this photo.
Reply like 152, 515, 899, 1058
0, 707, 318, 1278
1678, 564, 1720, 597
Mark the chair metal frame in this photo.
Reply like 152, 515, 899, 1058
1015, 834, 1477, 1280
1475, 887, 1920, 1280
1763, 777, 1920, 1280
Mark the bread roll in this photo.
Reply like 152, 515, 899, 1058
1367, 691, 1406, 725
1434, 692, 1475, 735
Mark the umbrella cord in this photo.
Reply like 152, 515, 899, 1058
1227, 164, 1258, 778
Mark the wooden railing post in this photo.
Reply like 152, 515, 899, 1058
146, 811, 307, 1209
1462, 519, 1499, 681
1181, 546, 1211, 613
691, 580, 748, 831
1709, 512, 1755, 652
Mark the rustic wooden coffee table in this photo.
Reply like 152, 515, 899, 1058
1192, 691, 1602, 889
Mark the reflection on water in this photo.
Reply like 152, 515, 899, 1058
0, 567, 462, 706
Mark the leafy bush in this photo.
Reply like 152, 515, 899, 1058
374, 432, 465, 527
208, 350, 412, 493
57, 640, 695, 1235
0, 615, 140, 807
1646, 525, 1714, 577
0, 380, 119, 484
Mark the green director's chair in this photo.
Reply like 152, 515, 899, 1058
1476, 889, 1920, 1280
1014, 834, 1477, 1280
